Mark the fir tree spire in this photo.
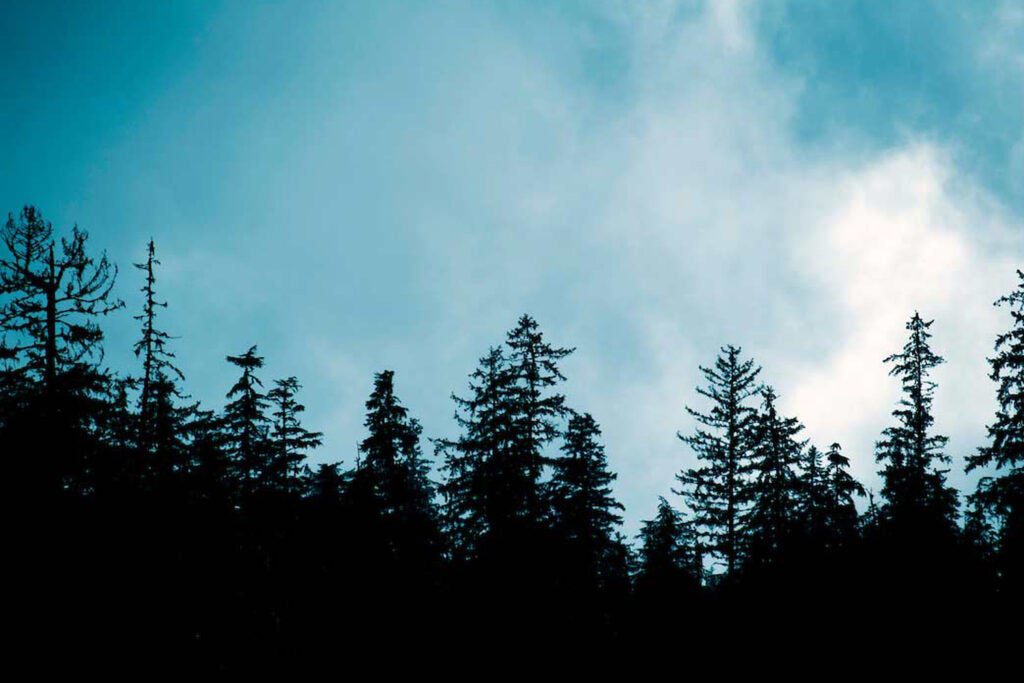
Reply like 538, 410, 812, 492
676, 345, 761, 578
875, 312, 957, 529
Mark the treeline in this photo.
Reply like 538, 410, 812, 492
2, 206, 1021, 669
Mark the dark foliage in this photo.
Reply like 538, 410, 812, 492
4, 205, 1017, 669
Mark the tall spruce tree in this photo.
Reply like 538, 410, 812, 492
505, 314, 573, 519
357, 370, 438, 564
548, 411, 625, 588
823, 442, 865, 546
676, 345, 761, 578
636, 497, 702, 595
799, 444, 829, 541
967, 270, 1024, 593
742, 386, 806, 567
440, 317, 572, 563
222, 346, 272, 494
267, 376, 321, 495
438, 346, 515, 560
875, 312, 958, 530
132, 240, 187, 476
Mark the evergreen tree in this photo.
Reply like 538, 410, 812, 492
823, 442, 865, 546
875, 312, 957, 530
505, 314, 573, 519
222, 346, 272, 494
636, 497, 702, 594
676, 345, 761, 578
438, 346, 515, 560
356, 370, 438, 564
549, 411, 625, 588
967, 270, 1024, 594
799, 444, 829, 541
267, 376, 322, 495
440, 317, 572, 562
0, 206, 122, 392
132, 239, 184, 456
0, 206, 122, 490
742, 386, 806, 568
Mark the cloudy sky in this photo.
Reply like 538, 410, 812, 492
2, 0, 1022, 532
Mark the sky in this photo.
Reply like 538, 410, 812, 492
2, 0, 1022, 534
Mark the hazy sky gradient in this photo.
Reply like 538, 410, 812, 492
3, 0, 1022, 532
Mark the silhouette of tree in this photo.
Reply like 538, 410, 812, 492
823, 443, 864, 547
967, 270, 1024, 595
549, 411, 625, 589
133, 239, 184, 455
676, 345, 761, 578
636, 497, 702, 595
742, 386, 806, 568
267, 377, 322, 495
798, 444, 829, 542
0, 206, 123, 490
356, 369, 439, 564
505, 314, 574, 519
438, 346, 515, 561
0, 206, 122, 392
222, 346, 272, 495
875, 312, 958, 530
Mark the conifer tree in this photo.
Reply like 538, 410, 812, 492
823, 442, 865, 546
676, 345, 761, 578
0, 206, 122, 489
636, 497, 702, 594
548, 411, 624, 587
743, 386, 806, 567
505, 314, 573, 519
222, 346, 271, 494
132, 239, 184, 455
875, 313, 957, 530
357, 370, 438, 563
267, 376, 321, 495
967, 270, 1024, 593
0, 206, 122, 393
799, 444, 829, 540
438, 347, 515, 560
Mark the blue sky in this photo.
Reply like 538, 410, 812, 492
2, 0, 1022, 533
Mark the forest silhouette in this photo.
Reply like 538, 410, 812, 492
3, 206, 1020, 670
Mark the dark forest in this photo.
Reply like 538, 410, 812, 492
4, 206, 1021, 670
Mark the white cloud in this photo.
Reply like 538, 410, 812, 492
77, 0, 1024, 530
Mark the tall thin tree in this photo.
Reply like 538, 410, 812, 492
967, 270, 1024, 593
875, 312, 957, 529
132, 239, 184, 458
676, 345, 762, 578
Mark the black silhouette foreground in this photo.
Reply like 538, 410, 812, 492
3, 207, 1020, 670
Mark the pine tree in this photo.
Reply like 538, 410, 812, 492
742, 386, 806, 567
676, 345, 761, 578
440, 316, 572, 563
0, 206, 123, 489
967, 270, 1024, 593
799, 444, 829, 541
636, 497, 702, 594
548, 411, 625, 588
222, 346, 272, 494
504, 314, 573, 519
823, 442, 865, 547
267, 376, 321, 495
357, 370, 438, 563
875, 312, 957, 530
132, 239, 184, 456
437, 346, 515, 560
0, 206, 122, 393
